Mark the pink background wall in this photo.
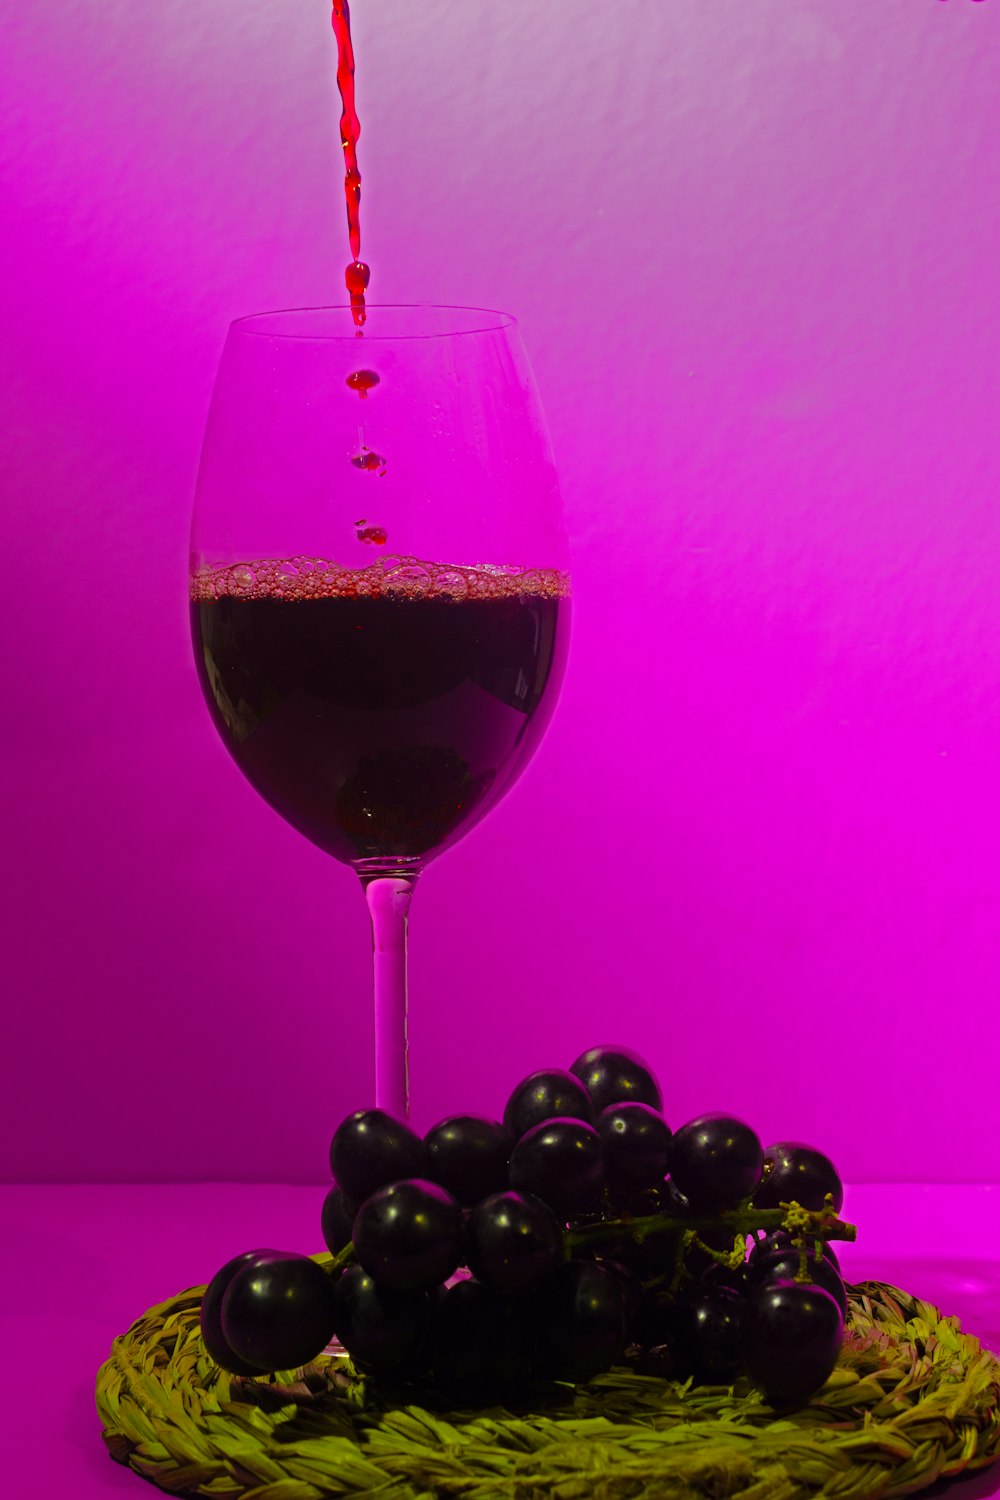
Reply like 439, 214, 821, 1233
2, 0, 998, 1184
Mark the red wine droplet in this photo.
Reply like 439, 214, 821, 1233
345, 261, 370, 295
352, 448, 387, 472
356, 525, 388, 545
345, 368, 381, 398
345, 260, 370, 329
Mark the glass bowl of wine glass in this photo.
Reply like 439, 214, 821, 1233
190, 304, 570, 1118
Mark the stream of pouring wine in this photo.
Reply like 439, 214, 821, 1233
331, 1, 369, 327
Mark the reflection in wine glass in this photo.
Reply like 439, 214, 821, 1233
190, 305, 570, 1119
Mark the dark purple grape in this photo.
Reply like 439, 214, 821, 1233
508, 1117, 605, 1218
669, 1114, 763, 1211
747, 1229, 841, 1278
754, 1142, 844, 1213
598, 1102, 672, 1195
352, 1178, 463, 1292
752, 1252, 848, 1319
431, 1280, 533, 1399
668, 1286, 745, 1384
329, 1109, 427, 1205
465, 1190, 563, 1294
699, 1259, 749, 1297
633, 1289, 673, 1349
569, 1045, 662, 1113
423, 1115, 513, 1206
332, 1263, 433, 1374
593, 1260, 645, 1339
615, 1180, 670, 1217
200, 1249, 280, 1375
320, 1185, 357, 1256
221, 1253, 336, 1373
744, 1279, 843, 1406
533, 1260, 627, 1383
503, 1069, 596, 1139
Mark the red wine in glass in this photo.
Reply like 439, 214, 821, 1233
192, 560, 569, 866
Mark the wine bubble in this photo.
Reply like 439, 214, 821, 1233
433, 569, 470, 598
382, 561, 431, 596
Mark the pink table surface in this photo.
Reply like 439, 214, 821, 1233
4, 1183, 998, 1500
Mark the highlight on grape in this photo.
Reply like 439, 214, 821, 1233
200, 1045, 857, 1410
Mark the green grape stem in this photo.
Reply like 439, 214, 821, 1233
321, 1199, 855, 1289
564, 1199, 856, 1256
328, 1241, 357, 1273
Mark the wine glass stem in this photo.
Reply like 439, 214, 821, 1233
362, 874, 418, 1120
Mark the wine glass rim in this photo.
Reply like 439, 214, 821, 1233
229, 304, 518, 342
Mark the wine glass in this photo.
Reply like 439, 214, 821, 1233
190, 304, 570, 1121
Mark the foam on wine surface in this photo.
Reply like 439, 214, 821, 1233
191, 555, 570, 603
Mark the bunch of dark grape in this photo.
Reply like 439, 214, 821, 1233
201, 1046, 854, 1409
